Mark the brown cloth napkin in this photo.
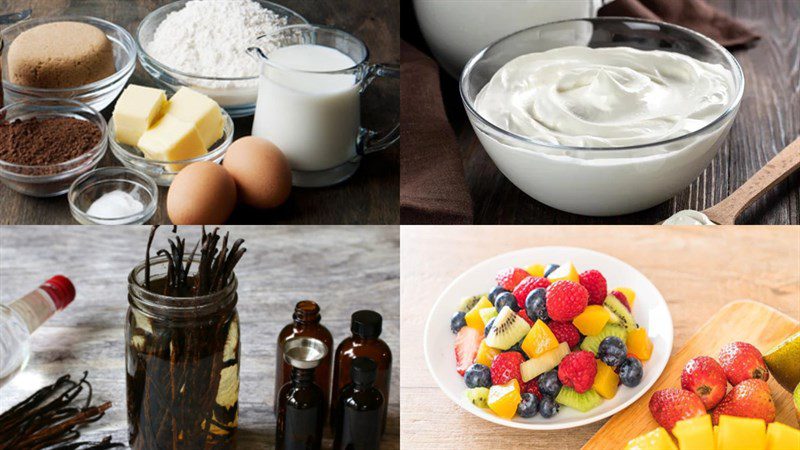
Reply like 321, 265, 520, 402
599, 0, 760, 48
400, 41, 473, 224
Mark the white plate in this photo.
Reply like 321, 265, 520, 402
423, 246, 673, 430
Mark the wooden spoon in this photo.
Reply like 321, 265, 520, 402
662, 137, 800, 225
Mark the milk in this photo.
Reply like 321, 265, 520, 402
252, 44, 360, 173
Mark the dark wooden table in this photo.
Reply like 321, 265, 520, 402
1, 0, 400, 225
403, 0, 800, 224
0, 225, 400, 449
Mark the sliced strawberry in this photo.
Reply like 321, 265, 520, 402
496, 267, 530, 291
455, 327, 482, 375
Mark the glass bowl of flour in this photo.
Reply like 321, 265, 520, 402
136, 0, 307, 118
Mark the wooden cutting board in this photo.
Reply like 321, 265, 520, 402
584, 300, 800, 449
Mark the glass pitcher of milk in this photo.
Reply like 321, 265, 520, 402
249, 25, 399, 187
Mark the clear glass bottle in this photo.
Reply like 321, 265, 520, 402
274, 301, 333, 413
333, 357, 384, 450
331, 310, 392, 433
0, 275, 75, 386
276, 337, 328, 450
125, 256, 240, 450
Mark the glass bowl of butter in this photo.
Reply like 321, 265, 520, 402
108, 85, 235, 186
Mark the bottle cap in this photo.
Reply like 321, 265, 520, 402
351, 310, 382, 339
351, 357, 377, 385
40, 275, 75, 310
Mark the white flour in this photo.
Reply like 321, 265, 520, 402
147, 0, 288, 87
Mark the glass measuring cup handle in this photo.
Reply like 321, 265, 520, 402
357, 63, 400, 156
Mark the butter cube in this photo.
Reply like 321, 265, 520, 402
137, 114, 207, 172
163, 87, 224, 149
113, 85, 167, 146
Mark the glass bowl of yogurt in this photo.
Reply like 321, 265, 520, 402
460, 18, 745, 216
136, 0, 308, 118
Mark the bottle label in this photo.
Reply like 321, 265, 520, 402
8, 289, 56, 333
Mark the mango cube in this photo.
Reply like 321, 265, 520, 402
465, 296, 493, 332
547, 261, 579, 283
624, 427, 677, 450
525, 264, 545, 277
521, 320, 559, 358
717, 415, 766, 450
573, 305, 611, 336
113, 85, 167, 146
627, 328, 653, 361
487, 379, 521, 419
164, 87, 224, 148
475, 340, 500, 367
673, 414, 715, 450
593, 360, 619, 399
614, 287, 637, 307
765, 422, 800, 450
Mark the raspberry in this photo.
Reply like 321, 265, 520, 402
579, 270, 607, 305
517, 308, 534, 326
558, 351, 597, 393
610, 290, 631, 311
496, 268, 530, 291
490, 351, 524, 386
513, 276, 551, 308
549, 321, 581, 349
523, 378, 543, 399
546, 281, 589, 321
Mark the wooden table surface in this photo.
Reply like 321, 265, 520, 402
399, 226, 800, 449
0, 225, 400, 449
1, 0, 400, 225
403, 0, 800, 224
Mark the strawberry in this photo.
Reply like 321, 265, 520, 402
496, 268, 530, 291
513, 276, 551, 308
579, 270, 607, 305
548, 321, 581, 349
546, 281, 589, 321
523, 378, 543, 399
711, 379, 775, 425
681, 356, 728, 410
454, 327, 482, 375
517, 308, 534, 326
490, 351, 524, 386
718, 341, 769, 385
558, 351, 597, 393
609, 290, 631, 311
648, 388, 706, 431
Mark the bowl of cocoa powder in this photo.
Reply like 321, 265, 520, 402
0, 98, 107, 197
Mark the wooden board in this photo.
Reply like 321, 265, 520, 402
584, 300, 800, 449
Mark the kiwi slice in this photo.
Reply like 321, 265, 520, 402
458, 295, 484, 313
555, 386, 603, 412
603, 295, 637, 331
605, 306, 620, 324
465, 387, 490, 408
485, 306, 531, 350
580, 323, 628, 354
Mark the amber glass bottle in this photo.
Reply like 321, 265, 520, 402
276, 337, 328, 450
333, 357, 384, 450
331, 310, 392, 433
274, 301, 333, 413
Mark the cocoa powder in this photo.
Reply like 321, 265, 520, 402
0, 117, 101, 174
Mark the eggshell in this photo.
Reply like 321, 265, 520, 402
222, 136, 291, 209
167, 161, 237, 224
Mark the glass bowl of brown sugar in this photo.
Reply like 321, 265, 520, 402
0, 98, 108, 197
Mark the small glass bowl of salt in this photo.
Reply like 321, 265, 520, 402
68, 167, 158, 225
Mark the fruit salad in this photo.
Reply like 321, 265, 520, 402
450, 262, 652, 420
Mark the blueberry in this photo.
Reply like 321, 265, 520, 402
494, 292, 519, 313
537, 369, 562, 397
539, 395, 560, 418
544, 264, 560, 277
619, 357, 643, 387
516, 393, 539, 418
450, 311, 467, 334
484, 317, 495, 337
598, 336, 627, 367
525, 288, 549, 322
488, 286, 507, 304
464, 364, 492, 388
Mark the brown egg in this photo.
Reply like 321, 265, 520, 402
167, 161, 237, 224
222, 136, 292, 209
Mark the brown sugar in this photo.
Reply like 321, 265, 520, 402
7, 22, 116, 89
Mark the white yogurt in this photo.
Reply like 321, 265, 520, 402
475, 46, 735, 147
252, 44, 360, 172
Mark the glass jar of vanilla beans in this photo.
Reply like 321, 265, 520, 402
125, 254, 240, 450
